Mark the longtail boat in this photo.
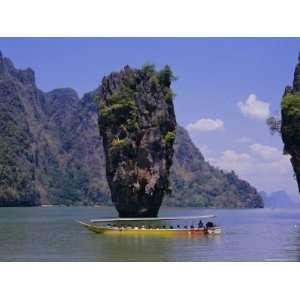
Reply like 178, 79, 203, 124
79, 215, 221, 237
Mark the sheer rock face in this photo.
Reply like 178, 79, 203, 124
0, 52, 39, 206
281, 54, 300, 193
97, 65, 177, 217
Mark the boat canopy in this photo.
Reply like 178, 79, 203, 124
90, 215, 216, 223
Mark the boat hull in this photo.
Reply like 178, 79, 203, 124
79, 222, 221, 237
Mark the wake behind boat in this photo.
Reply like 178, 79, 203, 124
79, 215, 221, 237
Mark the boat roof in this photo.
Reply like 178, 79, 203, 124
90, 215, 216, 223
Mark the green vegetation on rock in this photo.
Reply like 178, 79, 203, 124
97, 65, 177, 217
280, 54, 300, 193
282, 93, 300, 115
0, 60, 39, 206
281, 93, 300, 154
111, 138, 129, 148
164, 131, 176, 142
281, 97, 300, 191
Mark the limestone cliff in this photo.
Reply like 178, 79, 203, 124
97, 65, 177, 217
281, 53, 300, 193
0, 51, 39, 205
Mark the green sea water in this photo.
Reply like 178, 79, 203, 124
0, 206, 299, 261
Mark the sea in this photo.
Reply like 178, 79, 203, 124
0, 206, 300, 261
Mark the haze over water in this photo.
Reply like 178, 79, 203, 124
0, 206, 300, 261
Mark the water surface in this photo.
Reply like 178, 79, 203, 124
0, 207, 300, 261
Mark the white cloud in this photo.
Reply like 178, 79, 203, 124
209, 144, 297, 196
238, 94, 270, 120
250, 143, 282, 161
187, 118, 224, 132
209, 150, 253, 173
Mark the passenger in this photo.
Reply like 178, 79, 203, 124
177, 225, 180, 228
190, 225, 194, 229
206, 222, 214, 228
163, 225, 166, 229
170, 226, 174, 229
198, 220, 203, 228
184, 225, 188, 229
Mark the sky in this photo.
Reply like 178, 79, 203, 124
1, 37, 300, 199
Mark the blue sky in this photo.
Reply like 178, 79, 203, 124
1, 38, 300, 198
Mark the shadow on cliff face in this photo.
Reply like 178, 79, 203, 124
96, 64, 177, 217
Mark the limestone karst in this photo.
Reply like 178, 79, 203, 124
97, 65, 177, 217
281, 53, 300, 193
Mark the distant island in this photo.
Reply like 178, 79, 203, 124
0, 51, 263, 208
260, 191, 300, 208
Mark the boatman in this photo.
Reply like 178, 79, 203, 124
198, 220, 203, 228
